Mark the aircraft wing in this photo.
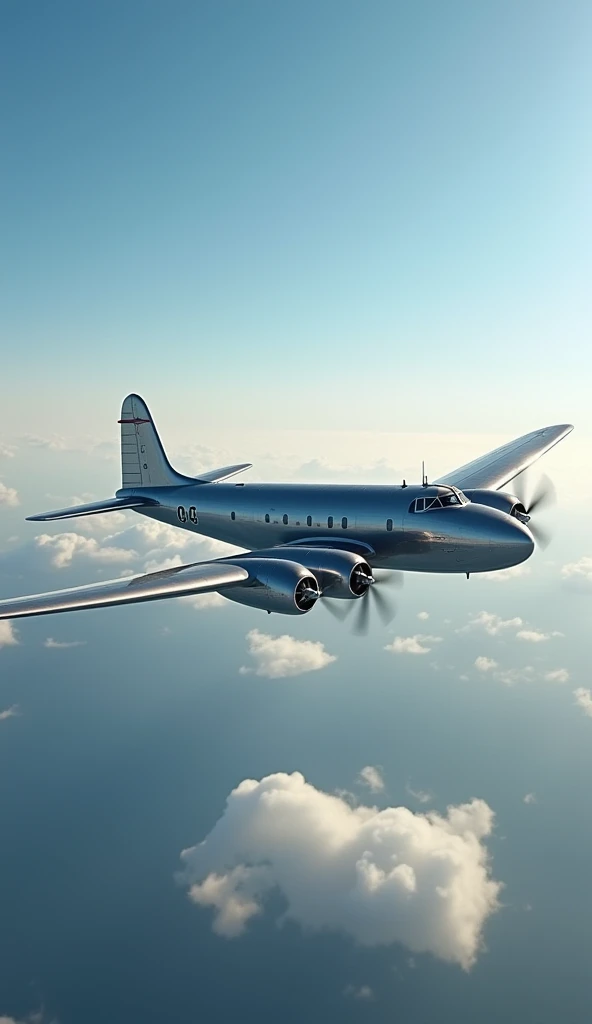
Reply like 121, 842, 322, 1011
0, 561, 248, 620
434, 424, 573, 491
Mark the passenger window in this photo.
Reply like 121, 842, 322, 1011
265, 513, 270, 523
189, 506, 198, 524
386, 518, 393, 531
230, 511, 236, 521
282, 514, 288, 525
177, 506, 187, 523
328, 516, 333, 528
306, 515, 312, 527
341, 517, 347, 529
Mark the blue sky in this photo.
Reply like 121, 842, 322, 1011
1, 2, 592, 1022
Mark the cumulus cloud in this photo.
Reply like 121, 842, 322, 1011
573, 688, 592, 718
384, 635, 442, 655
0, 442, 17, 459
544, 668, 570, 684
0, 481, 19, 507
188, 592, 227, 610
493, 665, 536, 686
177, 772, 501, 970
417, 611, 430, 620
0, 704, 20, 721
358, 766, 385, 793
517, 629, 563, 643
239, 630, 337, 679
36, 532, 138, 569
561, 556, 592, 590
523, 793, 537, 805
458, 611, 523, 637
406, 784, 432, 805
0, 622, 18, 648
43, 638, 86, 649
20, 432, 66, 450
478, 565, 531, 583
475, 656, 498, 673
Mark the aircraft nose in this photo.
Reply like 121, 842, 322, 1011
488, 512, 535, 567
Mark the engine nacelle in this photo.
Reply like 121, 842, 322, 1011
238, 547, 372, 600
220, 557, 319, 615
462, 489, 527, 520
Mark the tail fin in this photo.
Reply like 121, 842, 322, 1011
119, 394, 193, 489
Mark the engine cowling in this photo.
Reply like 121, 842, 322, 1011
220, 557, 320, 615
462, 489, 528, 521
237, 547, 373, 600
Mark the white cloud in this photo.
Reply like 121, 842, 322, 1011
561, 556, 592, 590
36, 532, 137, 568
574, 688, 592, 718
0, 442, 17, 459
417, 611, 430, 620
343, 984, 375, 1000
44, 638, 86, 649
0, 481, 19, 507
494, 665, 536, 686
406, 784, 432, 804
189, 592, 227, 610
459, 611, 523, 637
385, 634, 442, 655
478, 564, 531, 583
177, 772, 501, 970
239, 629, 336, 679
20, 432, 66, 450
544, 668, 570, 684
358, 766, 385, 793
0, 704, 20, 721
0, 622, 19, 648
516, 630, 562, 643
475, 656, 498, 673
523, 793, 537, 805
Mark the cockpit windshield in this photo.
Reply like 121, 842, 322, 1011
409, 488, 468, 513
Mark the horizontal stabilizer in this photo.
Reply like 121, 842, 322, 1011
195, 463, 253, 484
26, 495, 159, 523
0, 561, 249, 619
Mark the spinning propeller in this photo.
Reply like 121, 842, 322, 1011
322, 569, 404, 635
513, 471, 556, 549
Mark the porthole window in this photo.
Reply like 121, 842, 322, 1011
341, 516, 348, 529
265, 513, 270, 523
282, 514, 289, 525
306, 515, 312, 527
177, 506, 187, 523
328, 516, 333, 528
386, 518, 393, 531
189, 506, 198, 524
230, 511, 236, 521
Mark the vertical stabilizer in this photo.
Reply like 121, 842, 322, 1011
119, 394, 191, 489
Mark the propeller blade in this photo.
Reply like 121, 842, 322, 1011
322, 599, 353, 622
370, 585, 398, 626
352, 594, 371, 636
527, 474, 556, 515
373, 569, 404, 588
528, 521, 552, 550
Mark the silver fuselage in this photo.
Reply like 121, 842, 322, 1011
119, 482, 534, 574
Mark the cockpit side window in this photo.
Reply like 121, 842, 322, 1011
409, 493, 461, 513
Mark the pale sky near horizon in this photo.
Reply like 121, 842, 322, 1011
2, 4, 592, 1023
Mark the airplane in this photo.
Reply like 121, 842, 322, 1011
0, 394, 573, 633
